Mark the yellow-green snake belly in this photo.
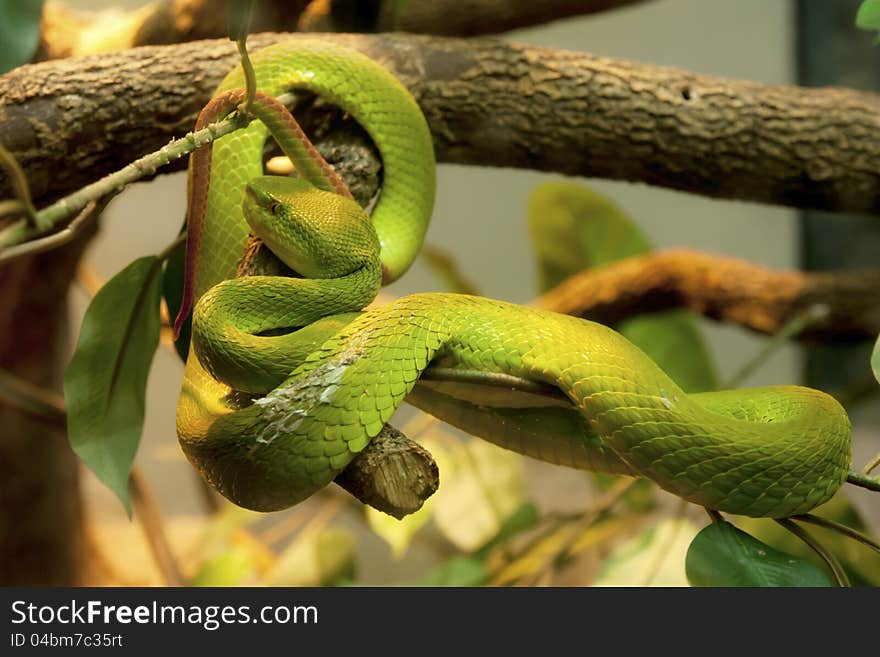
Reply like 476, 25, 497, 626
176, 38, 852, 520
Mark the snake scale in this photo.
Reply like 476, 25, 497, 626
175, 39, 851, 519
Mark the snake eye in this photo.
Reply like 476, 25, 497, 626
269, 201, 283, 216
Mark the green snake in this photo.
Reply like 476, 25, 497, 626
175, 39, 851, 519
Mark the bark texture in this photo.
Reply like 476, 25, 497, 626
334, 425, 440, 519
2, 33, 880, 215
535, 249, 880, 342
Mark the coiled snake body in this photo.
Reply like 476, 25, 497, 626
176, 39, 851, 519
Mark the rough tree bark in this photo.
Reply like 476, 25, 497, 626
2, 26, 879, 584
2, 33, 879, 215
535, 249, 880, 342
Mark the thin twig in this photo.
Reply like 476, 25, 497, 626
847, 470, 880, 492
0, 365, 186, 586
420, 367, 567, 401
236, 38, 257, 112
863, 452, 880, 476
724, 303, 830, 388
775, 517, 850, 587
704, 507, 724, 524
0, 143, 38, 226
488, 477, 637, 585
129, 468, 185, 586
0, 197, 111, 265
0, 368, 66, 429
0, 92, 295, 255
420, 244, 481, 296
158, 232, 185, 261
792, 514, 880, 555
0, 199, 26, 220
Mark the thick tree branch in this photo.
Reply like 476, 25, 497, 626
335, 424, 440, 519
37, 0, 310, 60
388, 0, 650, 35
308, 0, 651, 35
37, 0, 648, 60
2, 33, 880, 215
535, 249, 880, 342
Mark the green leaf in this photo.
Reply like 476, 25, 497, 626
419, 556, 487, 587
528, 182, 717, 393
872, 334, 880, 384
857, 0, 880, 37
227, 0, 255, 41
64, 257, 163, 513
0, 0, 45, 74
161, 237, 190, 362
736, 493, 880, 586
686, 521, 833, 587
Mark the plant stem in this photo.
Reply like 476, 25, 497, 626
724, 303, 829, 388
129, 468, 185, 586
158, 233, 185, 262
420, 367, 567, 401
704, 507, 724, 524
237, 38, 257, 113
792, 513, 880, 555
863, 451, 880, 475
0, 368, 66, 429
0, 198, 110, 265
847, 470, 880, 492
0, 144, 38, 226
0, 92, 295, 256
0, 367, 185, 585
775, 517, 850, 587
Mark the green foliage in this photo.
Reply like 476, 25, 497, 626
64, 257, 163, 513
686, 521, 833, 587
857, 0, 880, 39
737, 493, 880, 586
0, 0, 45, 74
872, 334, 880, 384
161, 237, 190, 362
226, 0, 256, 42
418, 557, 487, 586
528, 182, 718, 393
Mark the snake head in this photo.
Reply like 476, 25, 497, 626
244, 175, 380, 279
